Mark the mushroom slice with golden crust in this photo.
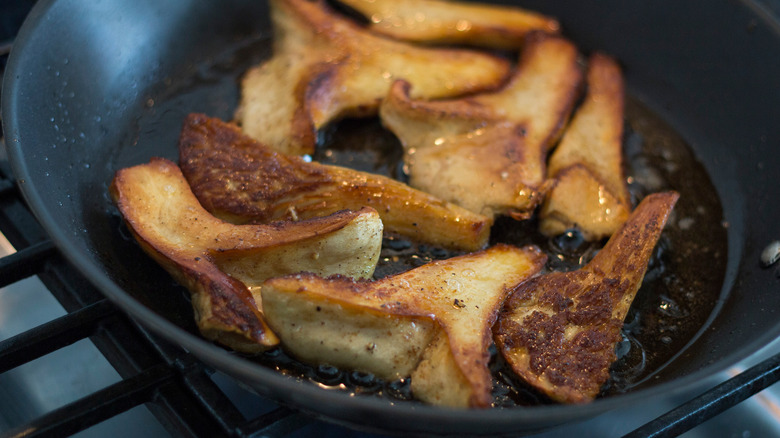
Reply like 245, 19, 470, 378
235, 0, 510, 156
334, 0, 559, 49
261, 244, 547, 408
539, 54, 632, 240
110, 158, 383, 353
379, 31, 583, 220
494, 191, 679, 404
179, 114, 491, 251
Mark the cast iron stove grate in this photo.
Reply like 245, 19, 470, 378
0, 164, 314, 437
2, 5, 780, 438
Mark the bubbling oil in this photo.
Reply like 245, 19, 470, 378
253, 97, 727, 406
114, 7, 728, 407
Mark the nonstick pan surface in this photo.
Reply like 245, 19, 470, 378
3, 0, 780, 435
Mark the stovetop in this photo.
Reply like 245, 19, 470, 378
2, 1, 780, 437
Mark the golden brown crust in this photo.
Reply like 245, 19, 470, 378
235, 0, 511, 155
335, 0, 559, 49
111, 158, 278, 351
262, 244, 547, 407
110, 158, 383, 353
179, 114, 326, 223
494, 192, 679, 403
539, 164, 631, 240
540, 53, 631, 240
179, 113, 492, 251
379, 31, 583, 219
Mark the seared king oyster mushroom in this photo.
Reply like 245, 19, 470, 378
494, 192, 679, 404
110, 158, 383, 353
334, 0, 559, 49
261, 244, 547, 407
379, 31, 584, 220
235, 0, 511, 156
539, 53, 632, 241
179, 113, 491, 251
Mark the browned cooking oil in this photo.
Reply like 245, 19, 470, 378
125, 31, 727, 406
106, 23, 725, 407
253, 96, 727, 407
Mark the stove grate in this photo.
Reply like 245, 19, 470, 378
0, 165, 302, 437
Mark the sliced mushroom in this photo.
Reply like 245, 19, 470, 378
179, 114, 491, 251
110, 158, 383, 353
261, 244, 546, 407
379, 31, 583, 219
539, 54, 631, 240
494, 191, 679, 403
334, 0, 559, 49
235, 0, 511, 156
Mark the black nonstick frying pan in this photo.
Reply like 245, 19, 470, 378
3, 0, 780, 435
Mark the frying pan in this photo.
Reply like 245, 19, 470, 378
3, 0, 780, 435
